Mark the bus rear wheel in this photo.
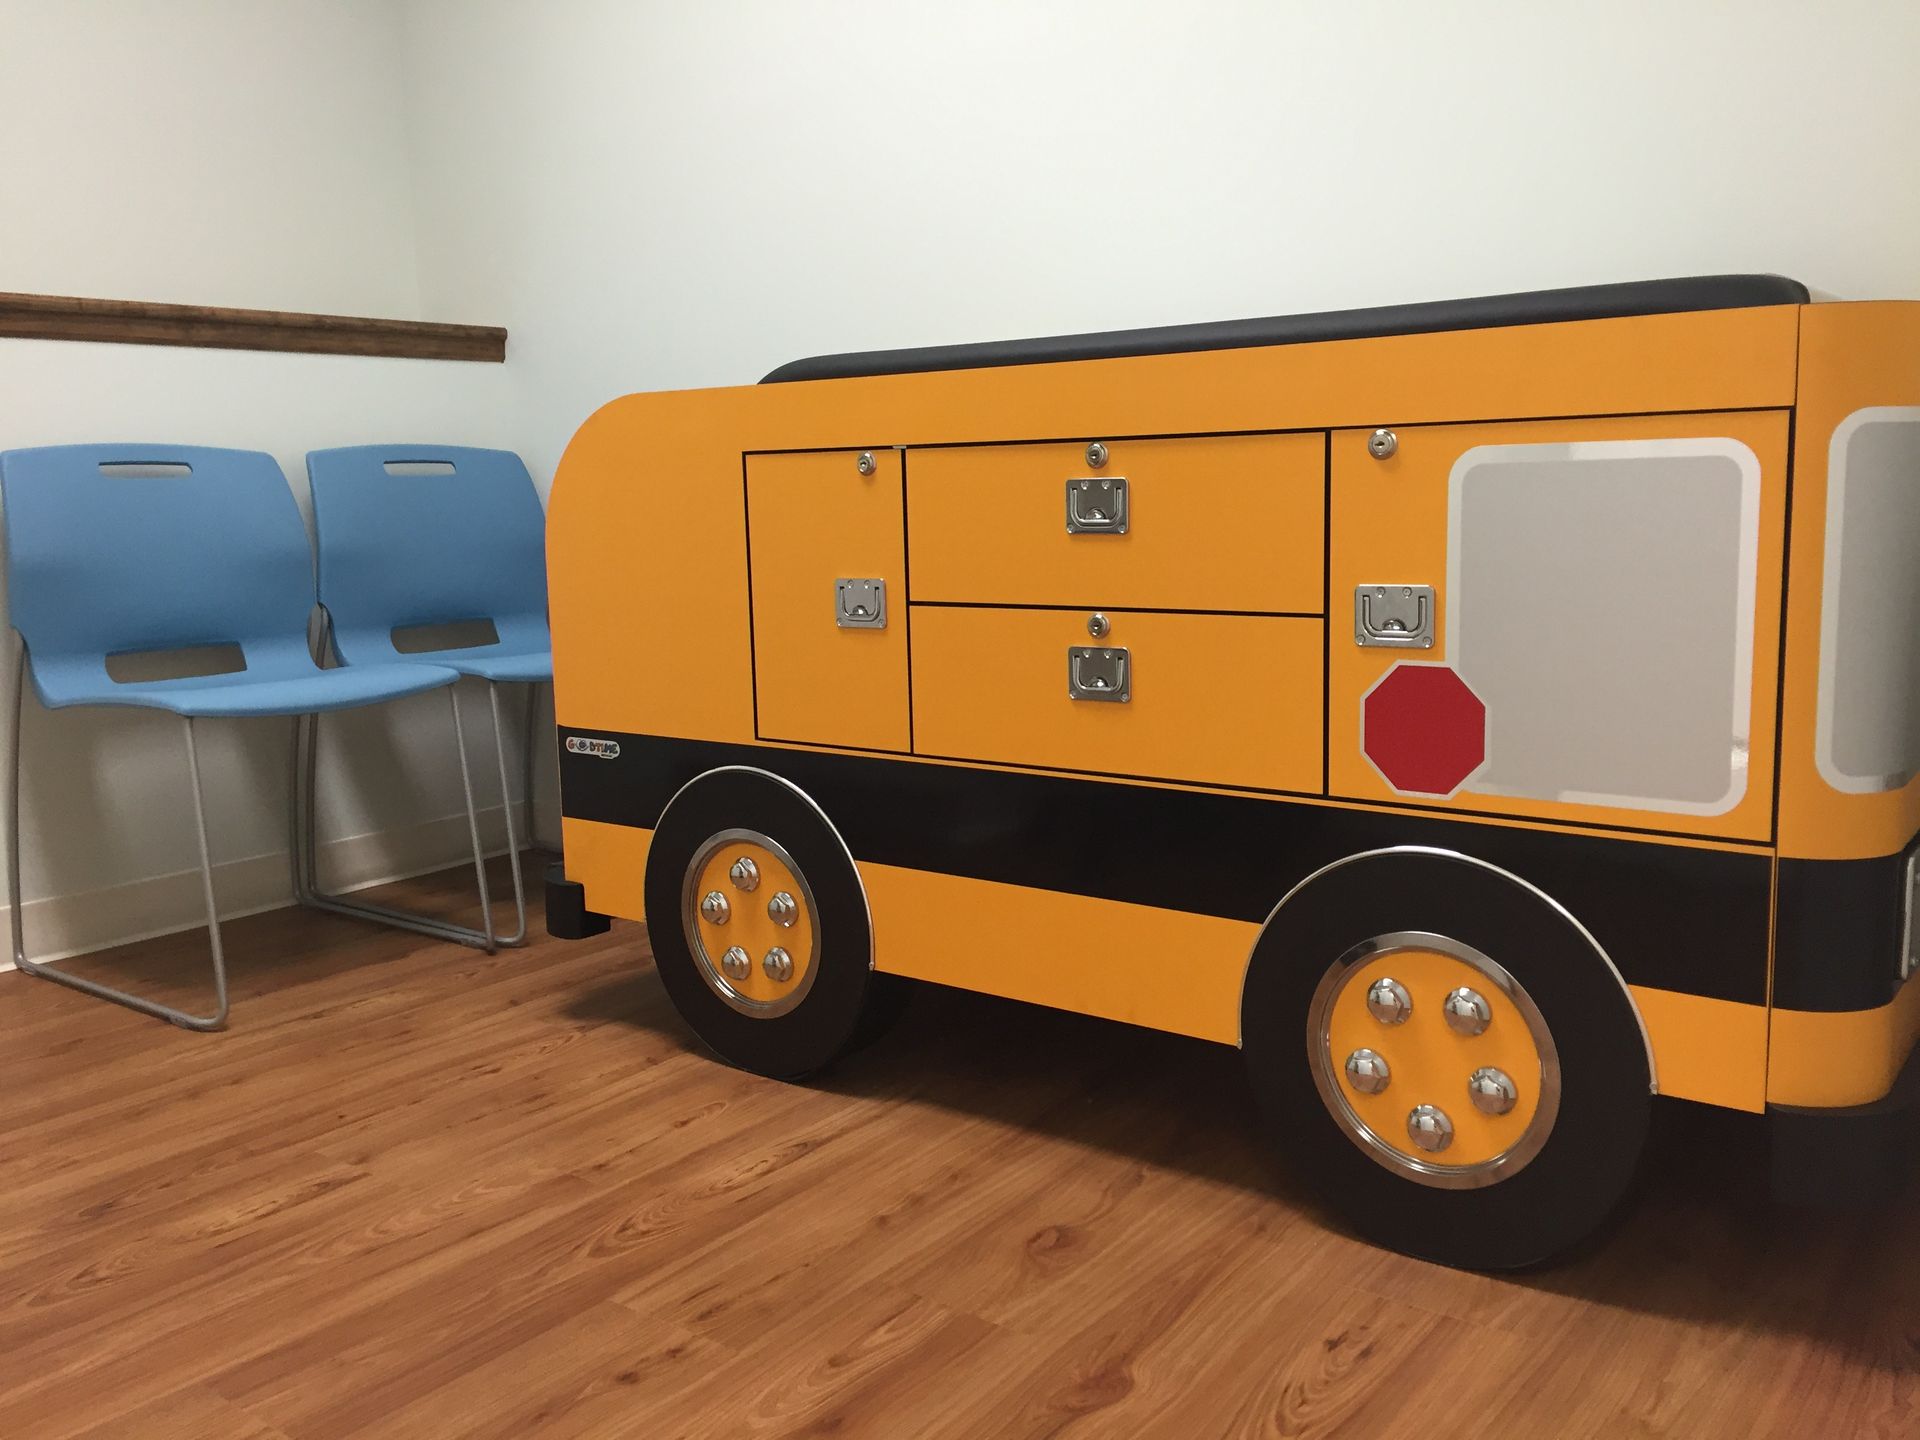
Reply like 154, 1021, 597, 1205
643, 767, 905, 1079
1242, 848, 1652, 1269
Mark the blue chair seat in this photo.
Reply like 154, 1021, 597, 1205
29, 654, 458, 718
400, 645, 551, 685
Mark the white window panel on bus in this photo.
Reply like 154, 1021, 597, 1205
1818, 408, 1920, 793
1445, 438, 1762, 816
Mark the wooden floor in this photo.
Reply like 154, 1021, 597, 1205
3, 860, 1918, 1439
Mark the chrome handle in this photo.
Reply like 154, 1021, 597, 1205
834, 578, 887, 629
1355, 584, 1434, 648
1065, 476, 1129, 534
1068, 646, 1130, 702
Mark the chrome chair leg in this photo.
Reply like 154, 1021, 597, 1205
9, 641, 230, 1030
450, 685, 497, 948
287, 713, 309, 901
291, 688, 498, 953
486, 681, 528, 947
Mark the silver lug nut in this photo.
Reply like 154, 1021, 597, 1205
1085, 441, 1109, 468
1442, 986, 1491, 1037
856, 450, 877, 476
1344, 1048, 1391, 1095
767, 891, 798, 927
699, 891, 731, 925
1467, 1066, 1518, 1116
728, 855, 761, 892
1367, 428, 1398, 460
719, 945, 751, 981
763, 946, 794, 983
1406, 1104, 1454, 1153
1365, 977, 1412, 1025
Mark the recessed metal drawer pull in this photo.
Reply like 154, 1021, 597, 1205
834, 578, 887, 629
1068, 646, 1130, 702
1354, 584, 1434, 648
1065, 476, 1129, 534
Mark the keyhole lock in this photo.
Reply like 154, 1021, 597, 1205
1087, 612, 1110, 640
1367, 428, 1398, 461
1085, 441, 1109, 468
856, 450, 877, 476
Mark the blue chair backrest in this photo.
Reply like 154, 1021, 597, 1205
306, 446, 547, 663
1, 444, 316, 665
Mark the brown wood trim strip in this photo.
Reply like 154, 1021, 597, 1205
0, 291, 506, 362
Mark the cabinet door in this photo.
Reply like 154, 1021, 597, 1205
1329, 411, 1789, 841
748, 448, 910, 752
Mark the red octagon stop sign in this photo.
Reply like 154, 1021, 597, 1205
1361, 663, 1487, 797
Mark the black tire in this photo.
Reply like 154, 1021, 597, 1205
1242, 848, 1651, 1269
643, 766, 902, 1079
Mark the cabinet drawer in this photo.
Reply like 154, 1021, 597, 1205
911, 606, 1322, 791
907, 433, 1325, 612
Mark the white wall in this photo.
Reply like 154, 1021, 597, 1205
2, 0, 425, 315
0, 0, 528, 962
395, 0, 1920, 489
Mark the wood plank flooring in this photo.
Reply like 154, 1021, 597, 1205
3, 858, 1918, 1438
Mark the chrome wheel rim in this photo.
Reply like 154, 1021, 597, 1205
681, 828, 821, 1019
1306, 930, 1562, 1189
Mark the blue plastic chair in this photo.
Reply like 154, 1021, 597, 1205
0, 444, 499, 1030
306, 445, 551, 946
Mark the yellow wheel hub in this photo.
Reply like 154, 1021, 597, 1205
683, 831, 818, 1017
1310, 934, 1559, 1184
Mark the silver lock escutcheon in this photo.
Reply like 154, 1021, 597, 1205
1355, 584, 1434, 648
1068, 646, 1130, 702
1086, 612, 1110, 640
856, 450, 878, 476
1085, 441, 1109, 468
1066, 476, 1128, 534
835, 577, 887, 628
1368, 428, 1398, 460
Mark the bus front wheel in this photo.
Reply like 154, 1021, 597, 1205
642, 766, 906, 1080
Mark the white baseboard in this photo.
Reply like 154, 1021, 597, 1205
0, 803, 538, 971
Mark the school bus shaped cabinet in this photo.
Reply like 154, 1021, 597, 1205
544, 277, 1920, 1268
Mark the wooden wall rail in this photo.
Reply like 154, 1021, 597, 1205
0, 291, 506, 362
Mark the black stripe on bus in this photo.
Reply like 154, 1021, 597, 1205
558, 730, 1772, 1007
1775, 848, 1916, 1012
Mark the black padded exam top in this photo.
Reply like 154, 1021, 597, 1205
760, 274, 1809, 384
